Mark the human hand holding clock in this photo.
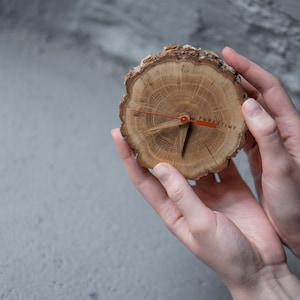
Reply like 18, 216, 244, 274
113, 45, 300, 299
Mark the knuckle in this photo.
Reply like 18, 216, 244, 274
270, 73, 281, 85
267, 74, 282, 92
257, 114, 278, 139
190, 223, 206, 238
264, 119, 278, 138
189, 215, 215, 240
167, 181, 184, 202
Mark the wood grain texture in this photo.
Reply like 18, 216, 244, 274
120, 44, 247, 180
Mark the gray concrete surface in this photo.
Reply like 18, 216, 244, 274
0, 24, 232, 300
0, 1, 299, 299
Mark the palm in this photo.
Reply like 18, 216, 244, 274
191, 163, 285, 270
112, 126, 287, 290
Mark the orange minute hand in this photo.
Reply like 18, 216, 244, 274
131, 109, 217, 128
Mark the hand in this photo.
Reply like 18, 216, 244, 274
222, 47, 300, 257
112, 128, 300, 299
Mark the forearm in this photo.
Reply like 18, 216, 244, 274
227, 264, 300, 300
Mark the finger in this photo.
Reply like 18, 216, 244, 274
222, 47, 276, 93
243, 130, 257, 154
111, 128, 147, 182
111, 128, 169, 208
242, 99, 291, 176
153, 162, 270, 280
241, 79, 266, 111
112, 128, 199, 245
240, 77, 260, 101
242, 130, 263, 182
154, 163, 216, 234
222, 47, 297, 120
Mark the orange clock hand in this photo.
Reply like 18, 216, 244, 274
131, 109, 217, 128
189, 119, 217, 128
131, 109, 181, 121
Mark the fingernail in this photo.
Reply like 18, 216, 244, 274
243, 98, 263, 119
224, 46, 235, 53
154, 163, 171, 184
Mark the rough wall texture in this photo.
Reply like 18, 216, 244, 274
1, 0, 299, 106
0, 1, 299, 299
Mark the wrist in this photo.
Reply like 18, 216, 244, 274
227, 264, 300, 300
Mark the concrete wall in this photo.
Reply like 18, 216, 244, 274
0, 1, 299, 299
1, 0, 299, 105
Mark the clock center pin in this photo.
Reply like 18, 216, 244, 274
180, 115, 190, 125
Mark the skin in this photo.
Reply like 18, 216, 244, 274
111, 47, 300, 299
223, 47, 300, 258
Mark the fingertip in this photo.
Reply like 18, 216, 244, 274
111, 127, 120, 138
111, 127, 134, 161
242, 98, 271, 136
222, 46, 239, 62
242, 98, 264, 119
242, 99, 289, 169
154, 162, 172, 184
154, 163, 190, 204
222, 46, 236, 55
111, 127, 123, 147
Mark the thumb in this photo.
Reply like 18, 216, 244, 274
153, 163, 216, 239
242, 98, 289, 174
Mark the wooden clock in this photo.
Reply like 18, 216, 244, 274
119, 44, 247, 180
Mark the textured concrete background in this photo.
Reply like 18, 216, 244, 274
0, 1, 299, 299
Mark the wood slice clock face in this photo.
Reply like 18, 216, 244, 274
119, 44, 247, 180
